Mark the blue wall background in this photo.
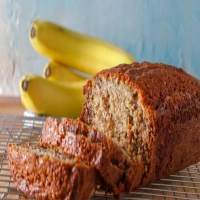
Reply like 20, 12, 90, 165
1, 0, 200, 95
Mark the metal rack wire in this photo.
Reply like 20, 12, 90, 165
0, 114, 200, 200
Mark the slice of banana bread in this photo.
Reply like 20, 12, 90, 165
7, 143, 97, 200
80, 61, 200, 188
40, 117, 143, 196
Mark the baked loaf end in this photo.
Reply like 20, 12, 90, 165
7, 143, 97, 200
80, 61, 200, 187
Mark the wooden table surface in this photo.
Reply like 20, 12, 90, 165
0, 96, 25, 115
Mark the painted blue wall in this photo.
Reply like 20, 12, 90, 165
1, 0, 200, 95
32, 0, 200, 78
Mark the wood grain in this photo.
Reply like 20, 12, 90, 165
0, 97, 25, 115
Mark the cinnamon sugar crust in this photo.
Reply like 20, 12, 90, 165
8, 61, 200, 199
7, 143, 97, 200
80, 61, 200, 187
40, 117, 143, 195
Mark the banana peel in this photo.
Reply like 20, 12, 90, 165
29, 19, 136, 75
43, 61, 86, 83
20, 73, 87, 118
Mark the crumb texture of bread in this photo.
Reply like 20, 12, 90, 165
80, 61, 200, 187
8, 61, 200, 199
7, 143, 97, 200
40, 117, 143, 195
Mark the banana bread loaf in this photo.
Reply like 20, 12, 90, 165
7, 143, 97, 200
40, 117, 143, 196
80, 61, 200, 188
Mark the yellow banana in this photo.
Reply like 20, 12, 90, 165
43, 61, 86, 83
29, 19, 136, 75
19, 74, 87, 118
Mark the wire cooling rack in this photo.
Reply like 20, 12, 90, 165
0, 114, 200, 200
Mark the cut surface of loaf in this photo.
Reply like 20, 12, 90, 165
40, 117, 143, 196
7, 143, 97, 200
80, 61, 200, 187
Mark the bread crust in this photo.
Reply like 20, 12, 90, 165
40, 117, 143, 195
7, 143, 97, 200
80, 61, 200, 187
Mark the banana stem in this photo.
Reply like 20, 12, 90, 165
30, 27, 36, 38
45, 66, 51, 78
22, 80, 29, 91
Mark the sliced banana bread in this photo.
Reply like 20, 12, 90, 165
80, 61, 200, 188
7, 143, 97, 200
40, 117, 143, 196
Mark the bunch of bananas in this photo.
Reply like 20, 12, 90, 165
20, 19, 136, 118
